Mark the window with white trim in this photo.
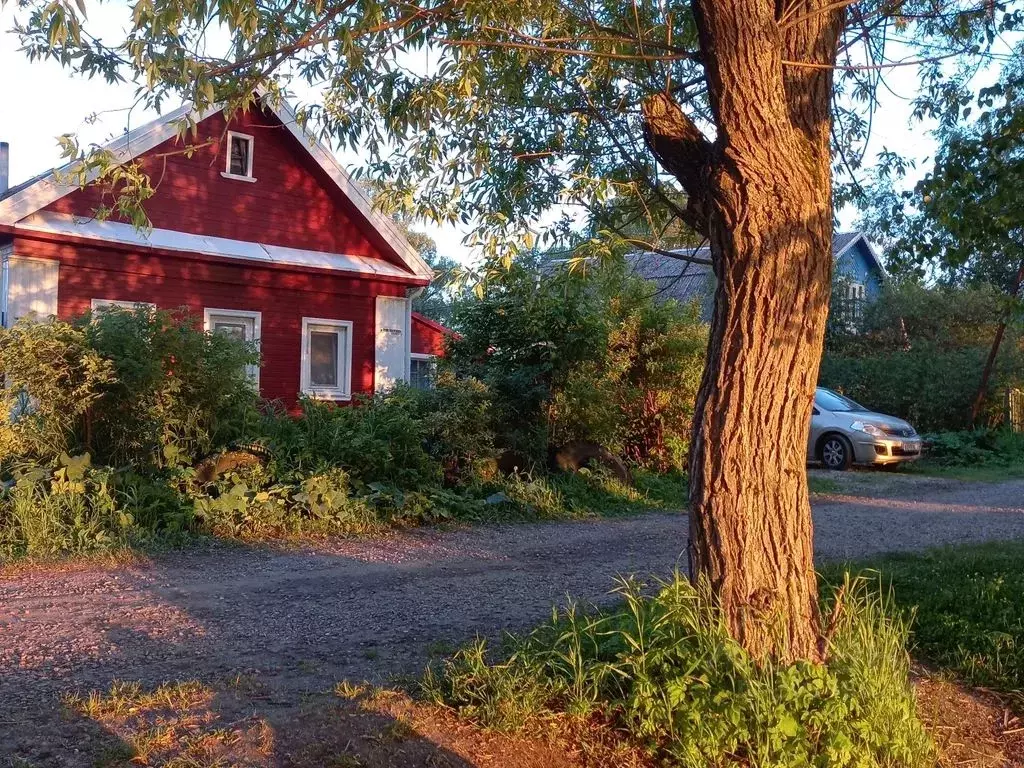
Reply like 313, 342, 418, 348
301, 318, 353, 400
204, 308, 262, 386
410, 353, 437, 390
223, 131, 255, 181
3, 255, 58, 327
91, 298, 156, 313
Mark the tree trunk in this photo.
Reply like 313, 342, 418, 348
643, 0, 843, 662
688, 208, 832, 663
970, 260, 1024, 425
971, 321, 1007, 426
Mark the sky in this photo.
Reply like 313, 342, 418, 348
0, 5, 1011, 264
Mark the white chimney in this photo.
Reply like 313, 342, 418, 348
0, 142, 8, 196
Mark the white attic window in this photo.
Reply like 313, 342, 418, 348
222, 131, 256, 182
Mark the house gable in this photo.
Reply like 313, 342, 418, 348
0, 98, 432, 281
834, 234, 885, 301
41, 108, 410, 272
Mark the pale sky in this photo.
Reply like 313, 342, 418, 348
0, 6, 1010, 262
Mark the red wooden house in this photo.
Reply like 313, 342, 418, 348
0, 99, 450, 406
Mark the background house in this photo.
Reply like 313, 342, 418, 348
625, 232, 887, 322
0, 99, 448, 407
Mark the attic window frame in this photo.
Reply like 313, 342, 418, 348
222, 131, 256, 182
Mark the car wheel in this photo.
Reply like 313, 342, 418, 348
819, 434, 853, 471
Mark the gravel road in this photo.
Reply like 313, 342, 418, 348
3, 471, 1024, 764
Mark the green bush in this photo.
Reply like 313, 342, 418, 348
0, 320, 115, 462
447, 260, 608, 462
404, 372, 497, 485
423, 573, 933, 767
919, 428, 1024, 467
447, 258, 706, 470
552, 276, 707, 471
256, 394, 440, 489
0, 454, 192, 558
84, 307, 260, 467
0, 308, 260, 470
820, 344, 991, 431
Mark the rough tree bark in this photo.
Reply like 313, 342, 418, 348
643, 0, 844, 662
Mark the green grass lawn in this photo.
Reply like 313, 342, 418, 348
822, 542, 1024, 701
900, 460, 1024, 483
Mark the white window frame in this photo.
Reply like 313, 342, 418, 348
0, 245, 11, 328
409, 352, 437, 390
204, 307, 262, 387
222, 131, 256, 182
91, 298, 156, 312
3, 254, 59, 328
300, 317, 353, 401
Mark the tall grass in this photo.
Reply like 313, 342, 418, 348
822, 542, 1024, 699
423, 573, 934, 767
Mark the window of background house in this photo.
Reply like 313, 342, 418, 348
301, 318, 352, 400
223, 131, 255, 181
204, 308, 262, 386
410, 354, 436, 390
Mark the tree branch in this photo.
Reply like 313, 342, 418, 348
641, 92, 714, 237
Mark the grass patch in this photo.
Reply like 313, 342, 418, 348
451, 468, 686, 526
822, 541, 1024, 700
423, 573, 933, 767
901, 460, 1024, 482
808, 474, 843, 494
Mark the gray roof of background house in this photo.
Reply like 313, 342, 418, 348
625, 232, 882, 319
625, 248, 716, 310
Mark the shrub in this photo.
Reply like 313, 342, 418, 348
820, 344, 993, 431
257, 395, 441, 489
425, 574, 933, 767
0, 309, 260, 470
84, 307, 260, 467
823, 281, 1024, 431
0, 454, 192, 558
447, 260, 608, 462
447, 258, 707, 470
919, 428, 1024, 467
404, 372, 498, 485
552, 278, 707, 471
0, 320, 115, 464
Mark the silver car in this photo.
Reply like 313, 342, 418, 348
809, 387, 923, 470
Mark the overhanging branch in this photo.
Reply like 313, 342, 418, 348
641, 93, 715, 237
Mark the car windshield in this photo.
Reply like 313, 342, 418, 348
815, 388, 867, 412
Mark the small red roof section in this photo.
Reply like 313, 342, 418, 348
412, 312, 458, 356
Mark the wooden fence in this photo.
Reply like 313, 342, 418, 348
1009, 389, 1024, 433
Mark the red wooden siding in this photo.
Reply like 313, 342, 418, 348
45, 107, 409, 273
411, 312, 453, 356
14, 234, 410, 405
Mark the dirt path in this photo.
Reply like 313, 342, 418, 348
3, 472, 1024, 766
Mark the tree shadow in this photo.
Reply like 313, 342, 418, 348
0, 521, 683, 767
2, 630, 481, 768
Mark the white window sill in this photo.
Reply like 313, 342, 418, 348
302, 389, 352, 402
221, 172, 257, 183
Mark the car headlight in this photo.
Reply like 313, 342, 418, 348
850, 421, 886, 438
